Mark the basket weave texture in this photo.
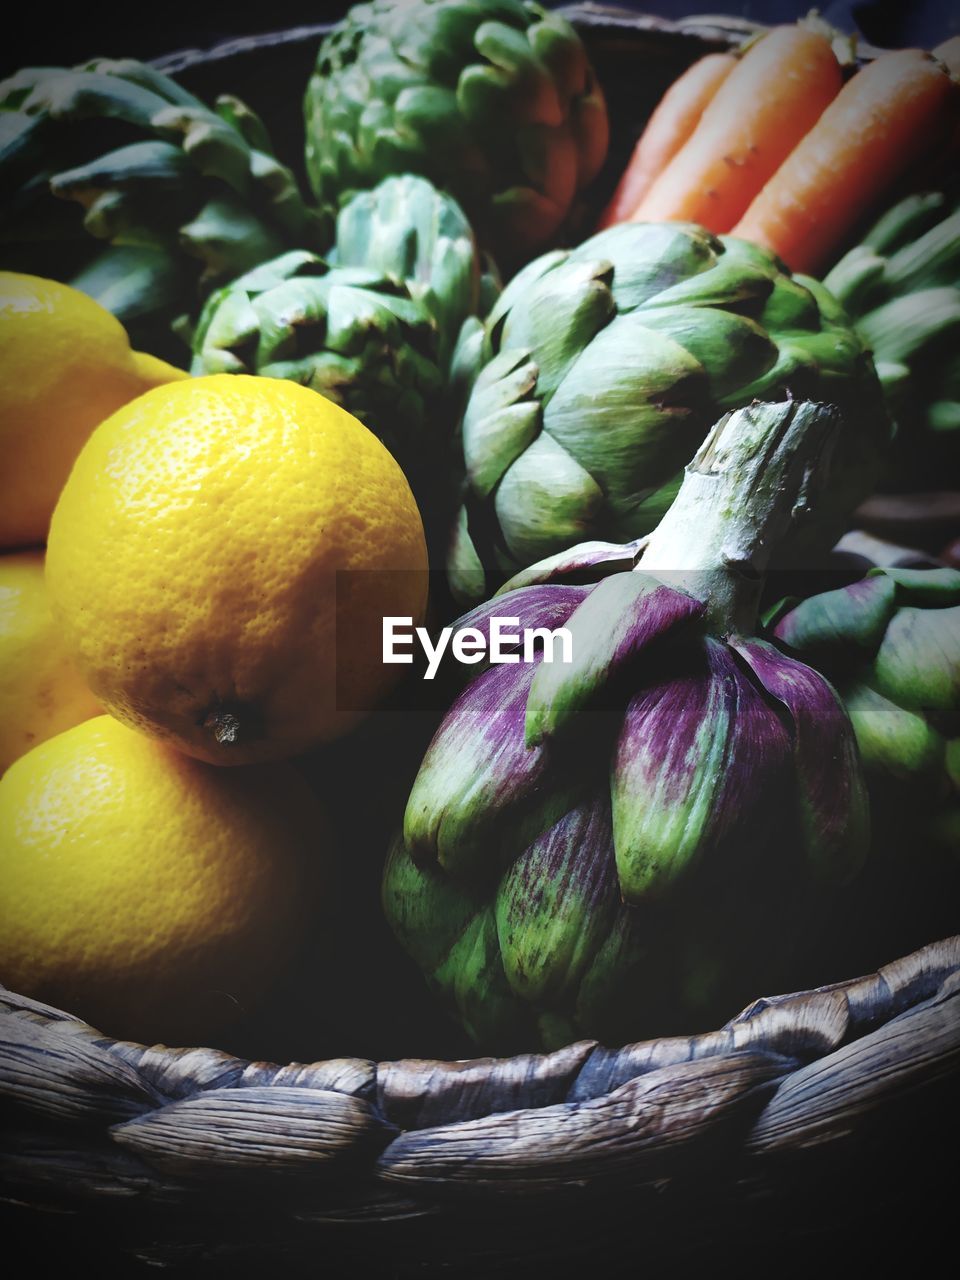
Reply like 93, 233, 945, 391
2, 936, 958, 1203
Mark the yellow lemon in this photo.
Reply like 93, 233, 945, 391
46, 374, 428, 764
0, 272, 188, 548
0, 715, 329, 1045
0, 550, 100, 773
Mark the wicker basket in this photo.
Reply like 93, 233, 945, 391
2, 8, 957, 1273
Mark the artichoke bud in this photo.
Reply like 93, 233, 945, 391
389, 401, 871, 1049
304, 0, 609, 263
162, 174, 491, 508
0, 60, 322, 343
190, 247, 455, 489
453, 223, 888, 601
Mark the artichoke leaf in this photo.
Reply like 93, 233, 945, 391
631, 305, 778, 403
772, 574, 898, 666
499, 258, 616, 403
842, 680, 946, 783
151, 105, 253, 192
732, 639, 869, 885
70, 244, 184, 324
49, 141, 194, 200
756, 273, 821, 333
495, 799, 620, 1005
445, 504, 483, 604
382, 834, 483, 979
190, 287, 261, 371
441, 907, 536, 1054
323, 281, 432, 356
488, 182, 566, 253
19, 68, 171, 130
251, 279, 330, 363
215, 93, 274, 153
569, 222, 718, 311
496, 537, 646, 595
514, 119, 577, 205
879, 565, 960, 605
529, 12, 592, 101
487, 248, 567, 331
462, 347, 540, 495
495, 432, 605, 564
574, 904, 649, 1041
393, 83, 469, 155
465, 401, 541, 500
639, 252, 778, 316
85, 58, 206, 110
80, 190, 160, 244
525, 571, 705, 747
403, 659, 585, 882
473, 20, 564, 126
0, 110, 52, 177
179, 197, 286, 281
544, 315, 706, 506
448, 505, 488, 606
610, 473, 682, 542
611, 639, 792, 903
457, 583, 590, 673
873, 605, 960, 730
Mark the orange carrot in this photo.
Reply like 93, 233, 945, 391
732, 49, 960, 275
596, 52, 736, 230
934, 38, 960, 165
629, 26, 843, 233
934, 36, 960, 77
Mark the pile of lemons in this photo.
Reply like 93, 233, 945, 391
0, 273, 428, 1044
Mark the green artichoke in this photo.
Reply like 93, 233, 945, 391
823, 191, 960, 488
303, 0, 608, 263
191, 252, 443, 454
772, 564, 960, 824
0, 59, 322, 347
384, 400, 870, 1052
449, 221, 890, 604
769, 562, 960, 969
190, 176, 489, 515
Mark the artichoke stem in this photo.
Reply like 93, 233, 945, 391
638, 401, 840, 635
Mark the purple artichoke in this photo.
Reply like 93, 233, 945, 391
384, 400, 870, 1051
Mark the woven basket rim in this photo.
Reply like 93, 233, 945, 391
2, 933, 958, 1206
149, 2, 891, 79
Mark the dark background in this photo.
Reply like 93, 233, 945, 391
2, 0, 957, 77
